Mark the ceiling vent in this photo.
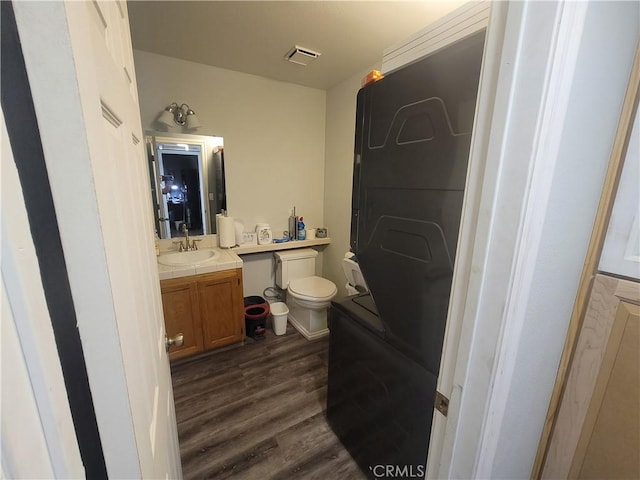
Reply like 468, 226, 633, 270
285, 46, 321, 66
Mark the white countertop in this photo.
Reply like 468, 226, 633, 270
156, 247, 243, 281
155, 234, 330, 280
230, 237, 331, 255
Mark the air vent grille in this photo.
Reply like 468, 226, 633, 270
285, 45, 321, 66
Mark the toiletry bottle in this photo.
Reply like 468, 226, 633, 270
298, 217, 306, 241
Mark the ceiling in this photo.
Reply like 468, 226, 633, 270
127, 1, 466, 90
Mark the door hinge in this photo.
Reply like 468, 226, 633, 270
435, 390, 449, 417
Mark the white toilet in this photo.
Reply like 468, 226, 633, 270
343, 252, 369, 295
275, 249, 337, 340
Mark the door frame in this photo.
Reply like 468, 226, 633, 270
430, 2, 640, 478
531, 44, 640, 478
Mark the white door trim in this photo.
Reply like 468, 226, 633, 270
473, 1, 588, 475
430, 1, 639, 478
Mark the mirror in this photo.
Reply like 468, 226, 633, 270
145, 131, 226, 239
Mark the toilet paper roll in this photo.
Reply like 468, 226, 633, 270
218, 216, 236, 248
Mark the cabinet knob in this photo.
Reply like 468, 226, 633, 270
165, 333, 184, 351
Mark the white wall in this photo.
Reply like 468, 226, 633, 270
322, 65, 379, 296
134, 50, 327, 295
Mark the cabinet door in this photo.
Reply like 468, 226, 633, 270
160, 279, 203, 361
198, 269, 244, 350
542, 275, 640, 478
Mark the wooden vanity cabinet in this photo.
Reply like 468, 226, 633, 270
160, 280, 203, 361
160, 268, 244, 361
198, 269, 245, 350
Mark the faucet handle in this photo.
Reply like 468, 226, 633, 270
172, 240, 185, 252
191, 239, 202, 250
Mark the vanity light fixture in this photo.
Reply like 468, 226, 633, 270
158, 102, 202, 130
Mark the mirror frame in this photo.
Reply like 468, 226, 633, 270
145, 131, 226, 239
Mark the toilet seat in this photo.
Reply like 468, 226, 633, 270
288, 276, 337, 302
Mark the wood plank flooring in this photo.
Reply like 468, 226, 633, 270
170, 325, 367, 479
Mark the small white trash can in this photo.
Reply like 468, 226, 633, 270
270, 302, 289, 335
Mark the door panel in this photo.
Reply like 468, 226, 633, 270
44, 1, 181, 477
352, 31, 485, 372
570, 301, 639, 479
198, 270, 244, 350
161, 280, 204, 360
12, 0, 181, 476
542, 275, 640, 478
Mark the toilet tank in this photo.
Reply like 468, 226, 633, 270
275, 248, 318, 288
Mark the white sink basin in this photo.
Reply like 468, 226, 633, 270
158, 248, 220, 267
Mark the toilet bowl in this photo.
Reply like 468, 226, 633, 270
275, 249, 337, 340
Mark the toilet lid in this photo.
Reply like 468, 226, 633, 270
288, 276, 337, 301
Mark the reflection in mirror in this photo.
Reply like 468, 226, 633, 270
145, 132, 226, 239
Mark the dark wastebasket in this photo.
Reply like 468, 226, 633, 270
244, 296, 270, 339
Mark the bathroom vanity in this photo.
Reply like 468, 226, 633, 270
156, 244, 245, 361
156, 237, 332, 360
160, 269, 244, 360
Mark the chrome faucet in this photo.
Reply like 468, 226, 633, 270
181, 223, 191, 251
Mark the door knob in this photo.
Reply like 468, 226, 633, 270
165, 333, 184, 351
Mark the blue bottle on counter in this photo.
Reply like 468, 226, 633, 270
298, 217, 306, 240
